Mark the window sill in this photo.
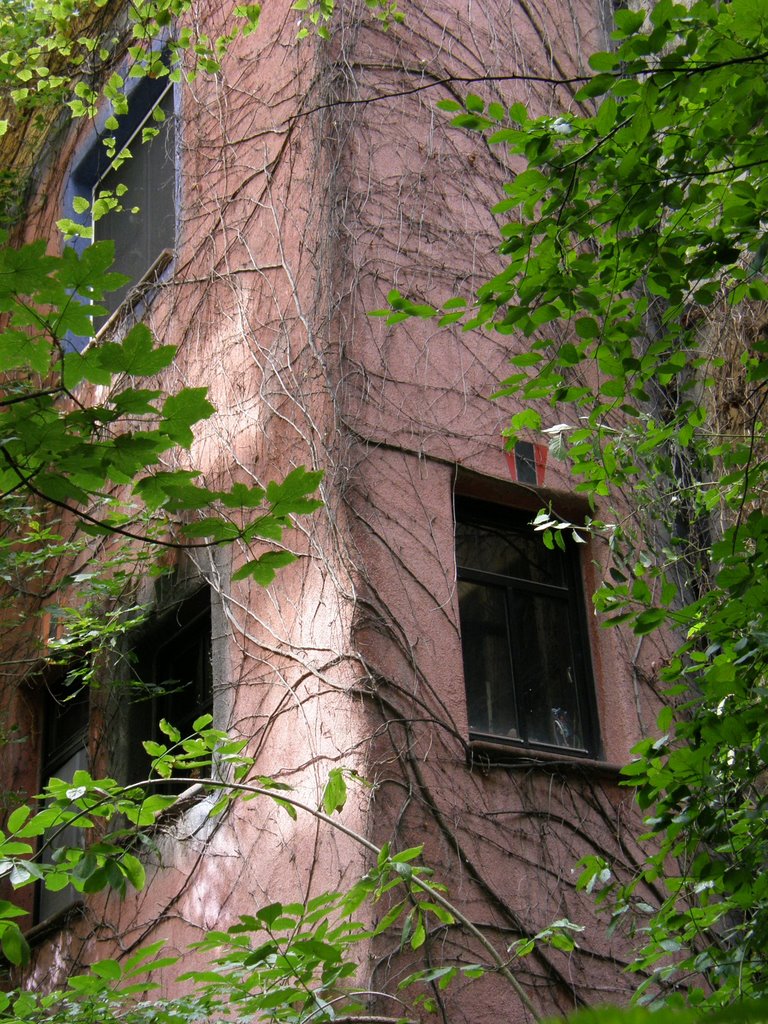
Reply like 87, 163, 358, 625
152, 781, 206, 821
467, 739, 624, 779
91, 247, 174, 344
23, 898, 85, 947
19, 783, 209, 947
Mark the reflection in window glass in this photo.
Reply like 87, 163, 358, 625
456, 518, 565, 587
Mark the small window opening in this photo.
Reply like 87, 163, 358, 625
127, 588, 213, 790
456, 497, 600, 757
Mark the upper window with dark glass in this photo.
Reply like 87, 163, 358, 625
455, 497, 600, 757
70, 75, 176, 334
92, 84, 175, 324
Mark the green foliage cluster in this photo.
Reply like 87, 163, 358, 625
0, 726, 490, 1023
0, 233, 322, 579
378, 0, 768, 1014
0, 0, 402, 228
0, 0, 402, 117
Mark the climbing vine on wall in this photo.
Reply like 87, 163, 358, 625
381, 0, 768, 1011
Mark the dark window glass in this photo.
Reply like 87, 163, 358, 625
128, 589, 213, 787
43, 678, 89, 774
92, 86, 175, 326
37, 678, 88, 921
456, 498, 599, 756
456, 515, 565, 587
513, 440, 538, 485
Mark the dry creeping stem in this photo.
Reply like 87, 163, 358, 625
138, 776, 541, 1019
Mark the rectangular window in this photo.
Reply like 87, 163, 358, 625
455, 497, 599, 757
66, 74, 176, 348
92, 84, 175, 326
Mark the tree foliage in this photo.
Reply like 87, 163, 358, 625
0, 724, 513, 1024
0, 236, 324, 564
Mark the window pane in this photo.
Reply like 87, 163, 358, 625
458, 580, 519, 738
94, 88, 175, 322
508, 591, 584, 750
44, 682, 88, 772
127, 589, 213, 787
456, 519, 565, 587
154, 610, 213, 736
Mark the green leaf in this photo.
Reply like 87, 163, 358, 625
90, 958, 122, 980
588, 50, 619, 71
0, 900, 26, 922
181, 518, 241, 541
322, 767, 348, 815
410, 917, 426, 949
218, 482, 266, 509
265, 465, 324, 515
374, 900, 406, 936
595, 95, 618, 136
509, 408, 541, 431
256, 902, 283, 925
633, 607, 667, 636
6, 806, 30, 833
97, 324, 177, 376
614, 7, 646, 34
160, 389, 215, 446
120, 853, 145, 891
0, 922, 29, 965
231, 550, 297, 585
420, 901, 454, 925
574, 317, 599, 339
158, 719, 181, 743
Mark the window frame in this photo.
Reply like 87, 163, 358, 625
455, 496, 601, 759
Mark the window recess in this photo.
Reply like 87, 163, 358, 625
126, 587, 213, 791
455, 497, 600, 758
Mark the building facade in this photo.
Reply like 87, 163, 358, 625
1, 1, 669, 1020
